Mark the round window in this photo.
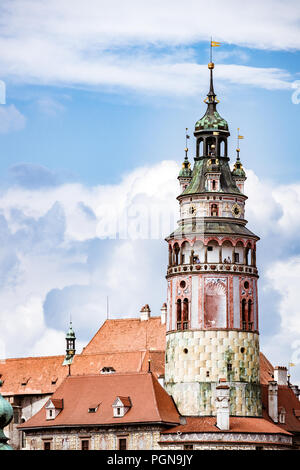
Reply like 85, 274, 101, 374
183, 348, 188, 354
244, 281, 249, 289
180, 280, 186, 289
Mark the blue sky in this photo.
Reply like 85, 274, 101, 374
0, 0, 300, 384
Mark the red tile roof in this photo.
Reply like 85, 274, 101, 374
261, 384, 300, 433
115, 396, 131, 407
260, 353, 274, 384
49, 399, 63, 409
82, 317, 166, 355
0, 349, 165, 396
18, 372, 180, 429
160, 416, 291, 435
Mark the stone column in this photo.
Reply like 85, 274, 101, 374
219, 245, 222, 263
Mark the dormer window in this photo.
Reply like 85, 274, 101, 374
45, 399, 63, 420
279, 407, 286, 424
21, 377, 30, 386
112, 397, 132, 418
88, 403, 100, 413
100, 367, 116, 374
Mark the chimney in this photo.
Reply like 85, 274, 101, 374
268, 381, 278, 423
215, 381, 230, 430
274, 366, 288, 386
140, 304, 150, 321
160, 302, 167, 325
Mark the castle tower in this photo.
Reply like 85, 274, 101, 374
164, 62, 261, 418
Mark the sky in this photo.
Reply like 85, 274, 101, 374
0, 0, 300, 384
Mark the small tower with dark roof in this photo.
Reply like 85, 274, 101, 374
232, 148, 247, 194
178, 147, 192, 193
62, 321, 76, 374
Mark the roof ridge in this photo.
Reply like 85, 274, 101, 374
0, 354, 65, 362
66, 372, 149, 379
148, 373, 163, 422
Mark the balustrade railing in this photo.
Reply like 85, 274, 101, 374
167, 262, 257, 276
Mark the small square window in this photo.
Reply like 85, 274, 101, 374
44, 441, 51, 451
81, 440, 89, 451
118, 438, 127, 450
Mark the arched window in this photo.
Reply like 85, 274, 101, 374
241, 299, 247, 330
174, 243, 180, 266
245, 243, 252, 266
177, 298, 189, 330
248, 300, 253, 330
212, 180, 216, 190
198, 139, 203, 157
182, 298, 189, 330
220, 140, 225, 157
169, 245, 172, 266
176, 299, 182, 330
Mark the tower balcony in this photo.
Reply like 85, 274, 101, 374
167, 261, 258, 277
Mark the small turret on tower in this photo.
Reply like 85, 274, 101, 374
178, 130, 192, 193
232, 132, 247, 193
62, 321, 76, 373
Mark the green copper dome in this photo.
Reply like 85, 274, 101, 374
0, 380, 13, 450
195, 110, 228, 131
179, 160, 192, 178
66, 321, 76, 339
232, 151, 246, 178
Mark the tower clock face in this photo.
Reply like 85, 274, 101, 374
231, 203, 242, 218
189, 205, 197, 215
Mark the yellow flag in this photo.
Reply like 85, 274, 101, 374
238, 135, 244, 139
289, 363, 296, 367
211, 41, 221, 47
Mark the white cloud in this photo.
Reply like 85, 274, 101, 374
0, 104, 26, 133
0, 0, 297, 95
36, 97, 65, 116
0, 159, 300, 385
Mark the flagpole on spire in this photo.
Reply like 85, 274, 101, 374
185, 128, 190, 157
237, 128, 244, 153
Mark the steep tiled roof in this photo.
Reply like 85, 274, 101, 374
160, 416, 291, 436
82, 317, 165, 355
261, 384, 300, 433
19, 373, 180, 429
260, 353, 274, 384
0, 355, 66, 396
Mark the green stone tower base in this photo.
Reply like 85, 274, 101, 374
165, 330, 261, 417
